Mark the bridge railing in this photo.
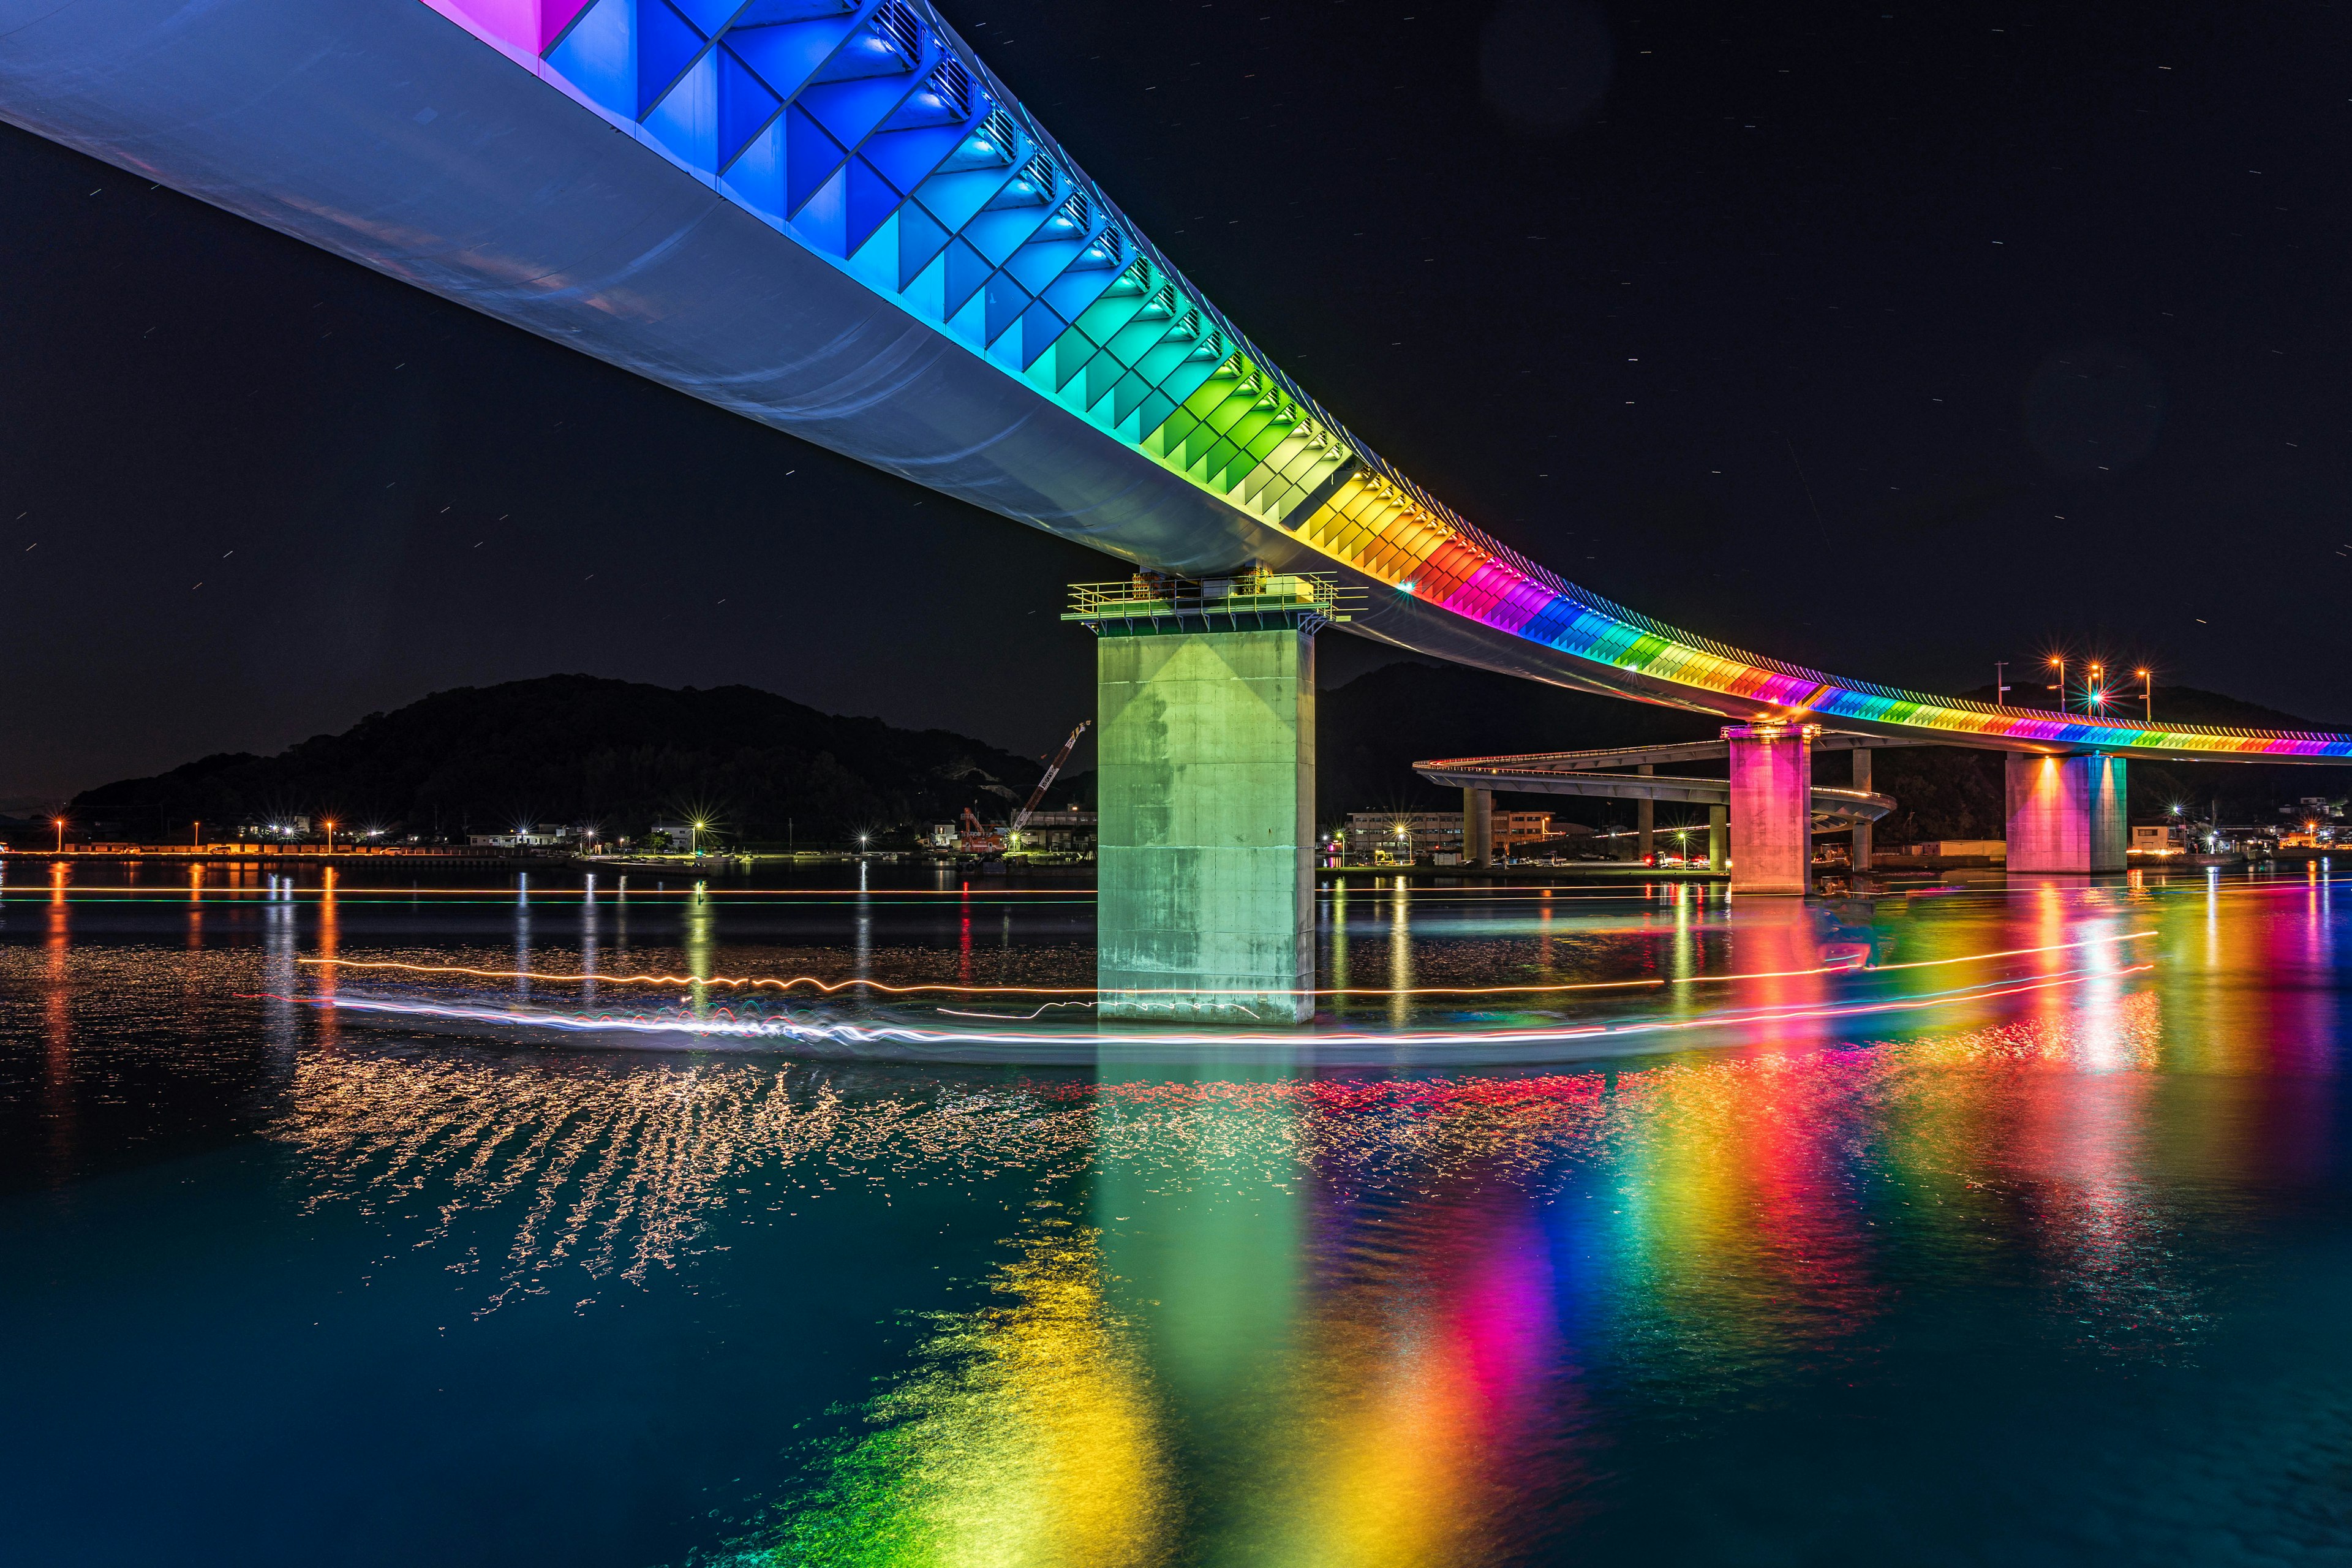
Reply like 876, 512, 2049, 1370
1064, 571, 1357, 631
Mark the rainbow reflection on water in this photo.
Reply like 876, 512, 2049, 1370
11, 861, 2348, 1566
261, 978, 2260, 1566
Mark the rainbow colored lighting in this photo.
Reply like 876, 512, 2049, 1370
421, 0, 2352, 761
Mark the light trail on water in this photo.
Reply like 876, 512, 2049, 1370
262, 963, 2156, 1058
298, 930, 2155, 998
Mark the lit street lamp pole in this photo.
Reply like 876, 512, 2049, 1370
2048, 655, 2067, 713
2138, 668, 2152, 723
54, 816, 65, 854
323, 818, 335, 856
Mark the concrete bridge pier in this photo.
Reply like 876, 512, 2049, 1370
1637, 764, 1656, 862
1462, 787, 1493, 867
1724, 723, 1817, 895
1850, 748, 1874, 876
1709, 805, 1728, 872
2005, 753, 2128, 873
1080, 577, 1327, 1024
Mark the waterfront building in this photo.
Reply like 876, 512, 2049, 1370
1344, 809, 1556, 863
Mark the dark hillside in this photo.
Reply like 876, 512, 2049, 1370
66, 676, 1062, 844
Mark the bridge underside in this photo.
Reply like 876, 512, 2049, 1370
6, 0, 2346, 766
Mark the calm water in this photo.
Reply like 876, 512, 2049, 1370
6, 858, 2352, 1566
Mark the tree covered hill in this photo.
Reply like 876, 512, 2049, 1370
67, 676, 1063, 843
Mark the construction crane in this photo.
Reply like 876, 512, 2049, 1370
1009, 720, 1091, 848
957, 805, 1003, 854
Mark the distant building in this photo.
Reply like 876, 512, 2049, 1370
469, 825, 570, 848
1343, 809, 1557, 862
1014, 810, 1096, 851
1898, 840, 2008, 859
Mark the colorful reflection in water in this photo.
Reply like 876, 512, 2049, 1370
775, 1210, 1173, 1568
3, 862, 2351, 1566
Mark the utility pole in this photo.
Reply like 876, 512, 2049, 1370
1994, 662, 2010, 706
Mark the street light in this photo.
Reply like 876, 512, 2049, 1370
54, 816, 65, 854
323, 818, 336, 855
2048, 655, 2067, 713
692, 820, 705, 856
2087, 662, 2103, 710
2136, 668, 2152, 723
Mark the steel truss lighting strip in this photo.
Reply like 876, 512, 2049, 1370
422, 0, 2352, 761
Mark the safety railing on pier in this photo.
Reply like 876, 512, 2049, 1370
1063, 570, 1356, 633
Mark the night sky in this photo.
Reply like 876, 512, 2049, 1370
4, 0, 2348, 808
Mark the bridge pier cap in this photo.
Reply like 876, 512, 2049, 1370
1722, 722, 1819, 897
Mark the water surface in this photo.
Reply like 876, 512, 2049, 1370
6, 858, 2350, 1565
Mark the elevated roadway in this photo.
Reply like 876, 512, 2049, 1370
4, 0, 2346, 763
1414, 741, 1901, 831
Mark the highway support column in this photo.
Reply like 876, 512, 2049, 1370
1724, 723, 1817, 895
1072, 574, 1338, 1024
1850, 747, 1874, 877
2005, 752, 2127, 873
1637, 764, 1655, 863
1708, 806, 1728, 873
1463, 787, 1493, 867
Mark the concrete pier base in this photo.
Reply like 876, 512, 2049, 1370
1096, 620, 1317, 1022
2005, 752, 2127, 873
1724, 723, 1817, 895
1708, 805, 1728, 872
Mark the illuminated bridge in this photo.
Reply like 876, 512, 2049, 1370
7, 0, 2346, 1014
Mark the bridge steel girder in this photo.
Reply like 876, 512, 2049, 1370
4, 0, 2350, 763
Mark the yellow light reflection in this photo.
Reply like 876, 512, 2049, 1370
775, 1210, 1172, 1568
